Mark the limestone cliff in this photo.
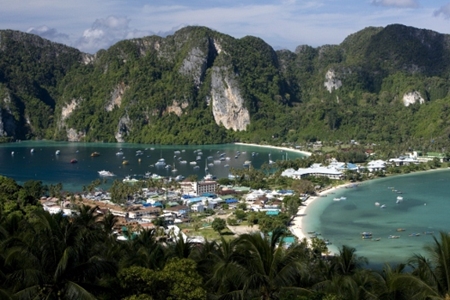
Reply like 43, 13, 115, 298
324, 69, 342, 93
402, 91, 425, 106
210, 67, 250, 131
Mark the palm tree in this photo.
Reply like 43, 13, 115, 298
392, 232, 450, 299
229, 229, 311, 299
3, 210, 117, 299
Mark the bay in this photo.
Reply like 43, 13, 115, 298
303, 169, 450, 267
0, 141, 304, 191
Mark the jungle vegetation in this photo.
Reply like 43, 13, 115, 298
1, 25, 450, 153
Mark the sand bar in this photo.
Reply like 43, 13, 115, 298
234, 142, 312, 157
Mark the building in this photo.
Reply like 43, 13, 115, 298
281, 164, 343, 180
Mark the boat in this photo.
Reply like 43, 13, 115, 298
55, 150, 60, 155
155, 158, 166, 167
122, 160, 129, 165
243, 160, 251, 167
98, 170, 115, 177
11, 151, 14, 156
136, 150, 143, 156
70, 159, 78, 164
116, 151, 124, 156
193, 166, 200, 170
91, 152, 100, 157
175, 175, 185, 181
224, 164, 229, 168
396, 196, 403, 203
208, 163, 214, 167
396, 228, 406, 232
409, 233, 421, 237
179, 160, 187, 164
388, 235, 400, 239
375, 202, 380, 206
380, 204, 386, 208
196, 156, 202, 161
424, 231, 434, 235
333, 198, 341, 201
174, 150, 181, 154
204, 173, 214, 181
30, 148, 34, 153
190, 161, 197, 165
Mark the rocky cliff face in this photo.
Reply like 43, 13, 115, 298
402, 91, 425, 106
210, 67, 250, 131
324, 69, 342, 93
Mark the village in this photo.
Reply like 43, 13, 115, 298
37, 146, 448, 245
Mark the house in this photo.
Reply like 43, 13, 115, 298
366, 160, 387, 172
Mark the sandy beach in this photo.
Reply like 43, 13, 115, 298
289, 182, 356, 243
234, 142, 312, 157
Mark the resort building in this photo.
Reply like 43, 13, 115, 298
281, 164, 344, 180
366, 160, 387, 172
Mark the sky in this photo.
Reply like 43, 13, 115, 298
1, 0, 450, 54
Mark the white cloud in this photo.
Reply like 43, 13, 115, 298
371, 0, 419, 8
26, 26, 70, 45
73, 16, 152, 53
434, 3, 450, 19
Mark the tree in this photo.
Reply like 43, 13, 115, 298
211, 218, 226, 235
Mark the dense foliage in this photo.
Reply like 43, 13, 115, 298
1, 24, 450, 150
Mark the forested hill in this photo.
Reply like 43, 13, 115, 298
1, 24, 450, 148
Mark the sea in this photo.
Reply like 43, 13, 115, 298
2, 141, 448, 267
0, 141, 303, 191
303, 169, 450, 268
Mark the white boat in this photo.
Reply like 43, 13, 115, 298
116, 151, 124, 156
30, 148, 34, 153
340, 197, 347, 200
204, 173, 214, 181
193, 166, 200, 170
396, 196, 403, 203
333, 198, 341, 201
190, 161, 197, 165
179, 160, 187, 164
98, 170, 115, 177
375, 202, 380, 206
175, 175, 185, 181
380, 204, 386, 208
55, 150, 60, 155
213, 160, 221, 164
174, 150, 181, 154
155, 158, 166, 167
208, 163, 214, 167
11, 151, 14, 156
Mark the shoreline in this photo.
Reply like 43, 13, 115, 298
289, 182, 356, 244
233, 142, 312, 157
289, 167, 450, 249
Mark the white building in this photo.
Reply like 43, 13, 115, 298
281, 164, 343, 180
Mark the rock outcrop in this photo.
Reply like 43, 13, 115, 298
324, 69, 342, 93
402, 91, 425, 106
210, 67, 250, 131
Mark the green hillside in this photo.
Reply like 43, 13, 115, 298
1, 24, 450, 150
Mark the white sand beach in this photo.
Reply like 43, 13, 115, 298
234, 142, 312, 157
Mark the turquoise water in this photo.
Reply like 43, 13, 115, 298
303, 170, 450, 267
0, 141, 304, 191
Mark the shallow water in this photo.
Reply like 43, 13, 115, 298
303, 169, 450, 267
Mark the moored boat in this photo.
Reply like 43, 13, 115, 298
91, 152, 100, 157
70, 158, 78, 164
98, 170, 115, 177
